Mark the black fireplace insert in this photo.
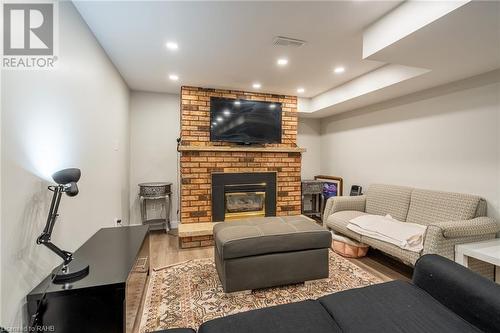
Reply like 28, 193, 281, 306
212, 172, 277, 222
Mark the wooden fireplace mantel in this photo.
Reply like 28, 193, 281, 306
178, 145, 306, 153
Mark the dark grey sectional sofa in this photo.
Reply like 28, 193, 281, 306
154, 254, 500, 333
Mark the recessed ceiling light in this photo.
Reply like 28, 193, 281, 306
223, 109, 231, 116
168, 74, 179, 81
297, 88, 305, 93
166, 42, 178, 51
212, 122, 217, 126
234, 100, 241, 106
269, 104, 276, 109
334, 66, 345, 74
252, 83, 261, 89
216, 116, 223, 122
277, 58, 288, 66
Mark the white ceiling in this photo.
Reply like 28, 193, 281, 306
74, 1, 500, 117
301, 0, 500, 117
367, 1, 500, 77
73, 1, 401, 97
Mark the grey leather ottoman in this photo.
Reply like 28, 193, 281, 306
214, 215, 332, 293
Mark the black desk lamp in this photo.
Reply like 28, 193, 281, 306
36, 168, 89, 283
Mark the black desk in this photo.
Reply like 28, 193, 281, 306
27, 225, 149, 333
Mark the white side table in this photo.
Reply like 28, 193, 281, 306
455, 239, 500, 283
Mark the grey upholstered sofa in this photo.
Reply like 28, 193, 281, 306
324, 184, 500, 277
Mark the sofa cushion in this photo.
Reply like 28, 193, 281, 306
318, 280, 482, 333
365, 184, 413, 222
198, 300, 341, 333
214, 216, 331, 260
406, 189, 481, 225
326, 211, 368, 242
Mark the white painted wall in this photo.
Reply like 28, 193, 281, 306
297, 118, 321, 179
0, 2, 130, 327
320, 77, 500, 219
129, 91, 180, 226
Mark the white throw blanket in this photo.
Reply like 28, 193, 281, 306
347, 214, 427, 253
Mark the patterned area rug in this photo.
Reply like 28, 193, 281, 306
140, 251, 383, 333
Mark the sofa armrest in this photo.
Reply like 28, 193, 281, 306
422, 218, 497, 274
413, 254, 500, 333
428, 217, 499, 239
323, 195, 366, 222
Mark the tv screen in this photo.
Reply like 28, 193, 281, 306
210, 97, 282, 144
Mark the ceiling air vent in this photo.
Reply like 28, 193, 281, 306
273, 36, 306, 48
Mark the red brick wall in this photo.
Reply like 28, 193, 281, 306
180, 86, 301, 223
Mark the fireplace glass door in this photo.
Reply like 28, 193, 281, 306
224, 191, 266, 220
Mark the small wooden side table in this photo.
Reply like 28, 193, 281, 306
455, 239, 500, 283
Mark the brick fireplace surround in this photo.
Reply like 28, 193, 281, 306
178, 86, 303, 248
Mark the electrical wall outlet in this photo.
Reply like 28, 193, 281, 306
114, 218, 122, 227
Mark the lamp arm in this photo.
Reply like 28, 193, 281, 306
42, 186, 62, 236
40, 241, 73, 265
36, 185, 73, 266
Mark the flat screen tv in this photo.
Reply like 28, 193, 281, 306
210, 97, 282, 144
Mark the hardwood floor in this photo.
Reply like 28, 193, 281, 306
149, 229, 213, 269
134, 229, 412, 332
344, 248, 412, 281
